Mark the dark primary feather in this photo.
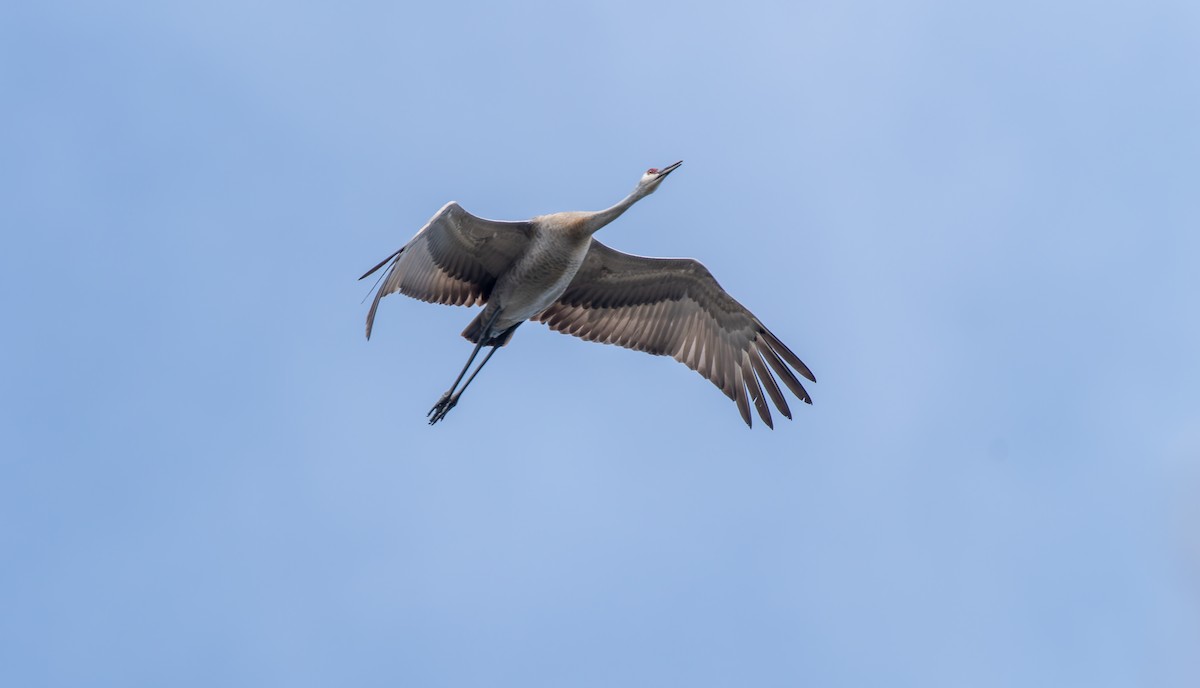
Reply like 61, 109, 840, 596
534, 240, 815, 428
362, 202, 533, 339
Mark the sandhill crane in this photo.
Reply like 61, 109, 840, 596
360, 161, 815, 427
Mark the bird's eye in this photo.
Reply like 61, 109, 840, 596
646, 168, 658, 174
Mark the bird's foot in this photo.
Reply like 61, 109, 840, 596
427, 392, 458, 425
427, 391, 452, 418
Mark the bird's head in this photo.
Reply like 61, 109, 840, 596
637, 160, 682, 196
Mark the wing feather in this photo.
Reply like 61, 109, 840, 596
742, 354, 773, 429
360, 202, 533, 339
535, 240, 815, 427
751, 348, 791, 420
733, 362, 752, 427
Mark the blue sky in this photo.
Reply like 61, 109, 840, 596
3, 1, 1198, 686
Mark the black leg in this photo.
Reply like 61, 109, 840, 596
427, 310, 501, 422
427, 338, 487, 419
428, 345, 501, 425
456, 345, 499, 399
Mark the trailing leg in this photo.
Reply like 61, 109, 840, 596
427, 345, 501, 425
427, 310, 501, 421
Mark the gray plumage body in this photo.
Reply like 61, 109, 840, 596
480, 214, 593, 337
361, 161, 816, 428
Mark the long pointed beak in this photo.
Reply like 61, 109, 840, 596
656, 160, 683, 179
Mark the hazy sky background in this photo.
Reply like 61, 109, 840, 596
3, 1, 1199, 686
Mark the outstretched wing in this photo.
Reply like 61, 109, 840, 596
361, 202, 533, 338
534, 240, 815, 428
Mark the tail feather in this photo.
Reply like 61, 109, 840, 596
461, 310, 520, 347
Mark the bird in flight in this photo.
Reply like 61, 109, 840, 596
360, 161, 815, 428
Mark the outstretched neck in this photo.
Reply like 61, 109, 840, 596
582, 187, 650, 235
